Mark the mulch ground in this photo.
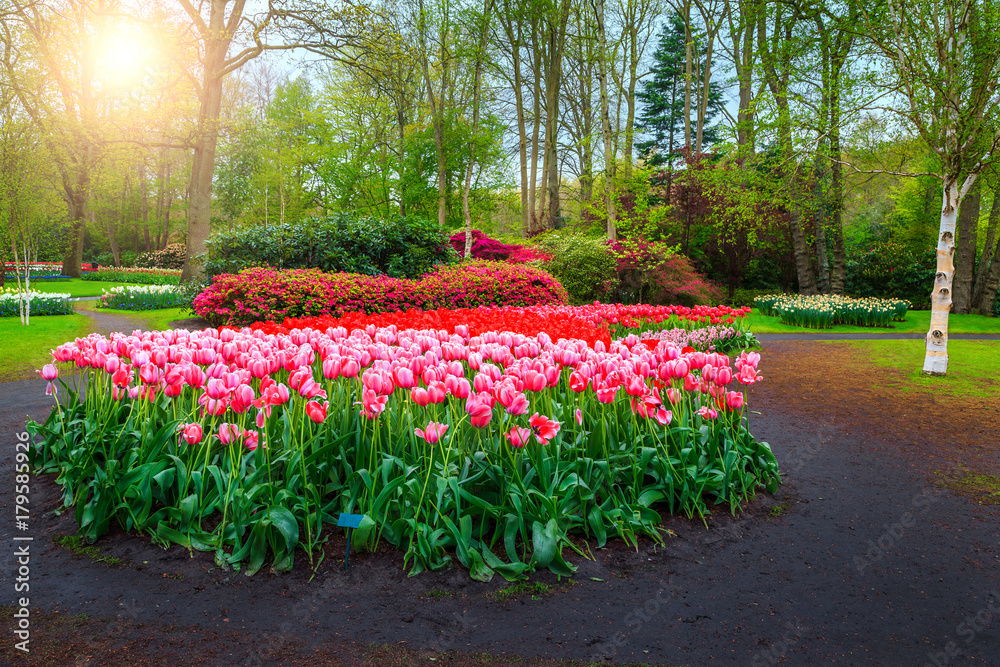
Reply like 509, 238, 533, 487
1, 340, 998, 666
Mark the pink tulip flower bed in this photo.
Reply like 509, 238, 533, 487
29, 312, 777, 580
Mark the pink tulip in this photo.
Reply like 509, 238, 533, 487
180, 423, 203, 445
569, 371, 589, 392
714, 366, 733, 387
38, 364, 58, 381
654, 409, 672, 426
218, 422, 241, 445
205, 377, 230, 400
427, 381, 447, 404
341, 357, 360, 378
575, 409, 583, 426
392, 366, 416, 389
414, 421, 449, 444
696, 406, 718, 420
726, 390, 745, 410
625, 375, 647, 397
410, 386, 430, 407
506, 426, 533, 448
595, 383, 619, 404
506, 392, 529, 416
465, 395, 493, 428
243, 430, 260, 451
444, 376, 471, 399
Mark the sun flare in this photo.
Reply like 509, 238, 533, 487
98, 34, 147, 80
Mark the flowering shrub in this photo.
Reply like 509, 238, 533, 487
0, 289, 73, 317
536, 233, 618, 304
418, 261, 568, 309
609, 238, 722, 306
83, 267, 182, 285
193, 261, 569, 326
449, 230, 551, 263
755, 294, 910, 328
135, 243, 186, 270
96, 285, 189, 311
33, 320, 776, 579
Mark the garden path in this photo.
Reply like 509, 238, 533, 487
1, 340, 997, 666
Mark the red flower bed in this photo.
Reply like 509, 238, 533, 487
239, 303, 751, 348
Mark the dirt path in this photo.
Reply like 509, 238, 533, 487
1, 341, 998, 666
72, 301, 152, 337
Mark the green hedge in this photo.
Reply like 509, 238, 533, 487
204, 213, 458, 278
536, 233, 616, 304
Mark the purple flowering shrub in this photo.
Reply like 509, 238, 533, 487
193, 261, 568, 326
449, 230, 551, 264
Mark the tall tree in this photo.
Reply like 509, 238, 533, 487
866, 0, 1000, 374
174, 0, 361, 280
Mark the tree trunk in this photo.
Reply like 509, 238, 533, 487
181, 12, 229, 283
682, 0, 692, 150
813, 155, 830, 294
61, 188, 87, 278
463, 0, 492, 257
594, 0, 616, 241
789, 207, 817, 295
952, 177, 980, 313
972, 188, 1000, 313
828, 99, 846, 294
924, 173, 976, 375
500, 8, 530, 236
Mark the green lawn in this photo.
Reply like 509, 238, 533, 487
747, 309, 1000, 334
845, 339, 1000, 400
0, 314, 91, 382
1, 305, 198, 382
20, 279, 132, 298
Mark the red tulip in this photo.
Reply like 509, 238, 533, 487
528, 413, 561, 444
306, 400, 329, 423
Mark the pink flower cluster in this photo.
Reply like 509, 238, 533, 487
193, 261, 569, 326
48, 319, 762, 452
449, 230, 552, 264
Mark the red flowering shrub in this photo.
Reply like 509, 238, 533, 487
419, 261, 568, 309
609, 238, 722, 306
194, 261, 568, 326
449, 230, 551, 263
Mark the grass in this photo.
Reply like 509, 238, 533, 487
936, 467, 1000, 505
487, 580, 555, 602
53, 534, 127, 566
844, 339, 1000, 400
0, 314, 90, 382
0, 304, 198, 382
19, 278, 132, 298
747, 309, 1000, 334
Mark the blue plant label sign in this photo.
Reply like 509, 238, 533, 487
337, 513, 365, 529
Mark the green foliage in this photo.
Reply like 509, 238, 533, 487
535, 232, 617, 304
204, 213, 458, 278
845, 242, 936, 309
